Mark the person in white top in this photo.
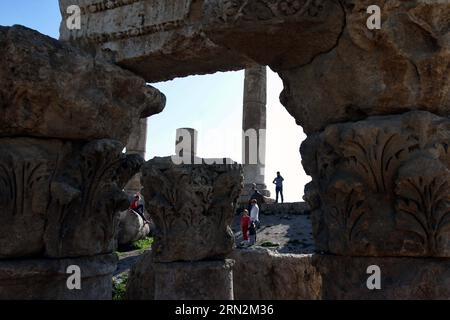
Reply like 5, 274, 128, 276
250, 199, 259, 223
249, 199, 260, 245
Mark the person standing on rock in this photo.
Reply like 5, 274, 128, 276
240, 209, 251, 245
130, 195, 149, 224
273, 172, 284, 203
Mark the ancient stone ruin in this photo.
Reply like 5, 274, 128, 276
0, 0, 449, 300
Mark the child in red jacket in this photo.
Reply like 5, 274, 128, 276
241, 209, 250, 245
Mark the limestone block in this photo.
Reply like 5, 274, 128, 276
279, 0, 450, 133
313, 254, 450, 300
153, 260, 235, 300
302, 111, 450, 257
0, 138, 143, 258
58, 0, 253, 82
0, 253, 117, 300
231, 248, 321, 300
203, 0, 346, 71
0, 25, 165, 144
125, 250, 155, 300
141, 157, 243, 262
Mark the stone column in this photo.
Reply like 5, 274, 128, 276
141, 157, 243, 300
124, 118, 148, 195
175, 128, 198, 164
0, 26, 165, 299
276, 1, 450, 299
242, 65, 270, 201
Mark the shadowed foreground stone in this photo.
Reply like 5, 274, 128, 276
125, 250, 154, 300
231, 248, 321, 300
153, 260, 235, 300
125, 249, 450, 300
313, 255, 450, 300
0, 254, 117, 300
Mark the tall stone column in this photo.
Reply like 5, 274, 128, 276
125, 118, 148, 195
141, 157, 243, 300
242, 65, 270, 201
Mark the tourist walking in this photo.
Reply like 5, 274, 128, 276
272, 172, 284, 203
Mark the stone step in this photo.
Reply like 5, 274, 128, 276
260, 202, 310, 215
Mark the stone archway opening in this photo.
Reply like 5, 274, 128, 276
128, 68, 310, 206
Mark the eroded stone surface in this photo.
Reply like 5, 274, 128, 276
153, 260, 235, 300
125, 250, 155, 300
141, 157, 243, 262
0, 25, 165, 144
204, 0, 345, 71
280, 0, 450, 133
232, 248, 321, 300
59, 0, 346, 82
302, 111, 450, 257
0, 253, 117, 300
313, 254, 450, 299
59, 0, 254, 82
0, 138, 142, 258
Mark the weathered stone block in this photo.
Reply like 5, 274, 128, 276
0, 25, 165, 144
125, 250, 155, 300
141, 157, 243, 262
58, 0, 253, 82
0, 138, 142, 258
231, 248, 321, 300
153, 260, 235, 300
0, 253, 117, 300
204, 0, 345, 71
302, 111, 450, 257
279, 1, 450, 133
313, 254, 450, 300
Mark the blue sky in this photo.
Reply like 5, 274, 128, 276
0, 0, 310, 202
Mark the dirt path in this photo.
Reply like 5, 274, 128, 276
232, 212, 315, 254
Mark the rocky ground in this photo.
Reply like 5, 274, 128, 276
231, 209, 315, 254
113, 208, 315, 298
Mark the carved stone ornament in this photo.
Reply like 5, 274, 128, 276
141, 157, 243, 262
0, 138, 143, 259
302, 111, 450, 257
